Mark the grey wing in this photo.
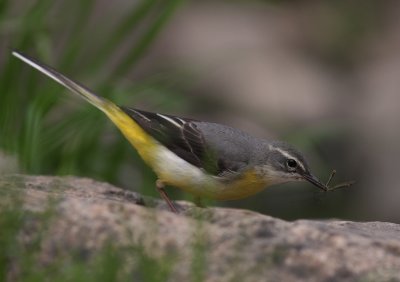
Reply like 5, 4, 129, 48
193, 121, 256, 175
121, 107, 223, 175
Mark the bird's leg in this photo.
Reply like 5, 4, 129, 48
324, 170, 356, 192
156, 179, 178, 213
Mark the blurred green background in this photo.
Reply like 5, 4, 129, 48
1, 0, 399, 222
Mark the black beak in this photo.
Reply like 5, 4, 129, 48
302, 173, 327, 191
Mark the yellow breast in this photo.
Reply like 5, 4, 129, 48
105, 107, 269, 201
151, 145, 269, 201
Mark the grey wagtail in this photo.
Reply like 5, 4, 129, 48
12, 51, 354, 213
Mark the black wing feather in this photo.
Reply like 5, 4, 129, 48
121, 107, 220, 175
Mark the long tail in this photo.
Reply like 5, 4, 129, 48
12, 51, 109, 111
12, 51, 155, 152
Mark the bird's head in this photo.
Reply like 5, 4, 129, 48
256, 141, 327, 191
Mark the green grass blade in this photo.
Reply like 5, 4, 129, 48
88, 0, 160, 74
110, 0, 185, 81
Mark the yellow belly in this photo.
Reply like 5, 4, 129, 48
168, 170, 268, 201
149, 143, 269, 201
105, 105, 268, 201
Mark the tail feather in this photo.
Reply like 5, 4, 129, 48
12, 51, 107, 111
12, 50, 157, 158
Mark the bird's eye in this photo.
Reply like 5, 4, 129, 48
286, 159, 297, 169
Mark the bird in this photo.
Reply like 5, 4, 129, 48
12, 51, 354, 213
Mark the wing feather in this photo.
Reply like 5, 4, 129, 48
121, 108, 220, 175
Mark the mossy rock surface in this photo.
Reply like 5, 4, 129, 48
1, 174, 399, 281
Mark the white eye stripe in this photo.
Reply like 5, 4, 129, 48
268, 145, 306, 171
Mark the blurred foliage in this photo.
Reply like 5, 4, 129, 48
0, 0, 186, 198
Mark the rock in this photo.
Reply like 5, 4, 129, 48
0, 174, 399, 281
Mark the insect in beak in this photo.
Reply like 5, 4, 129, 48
303, 170, 355, 192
